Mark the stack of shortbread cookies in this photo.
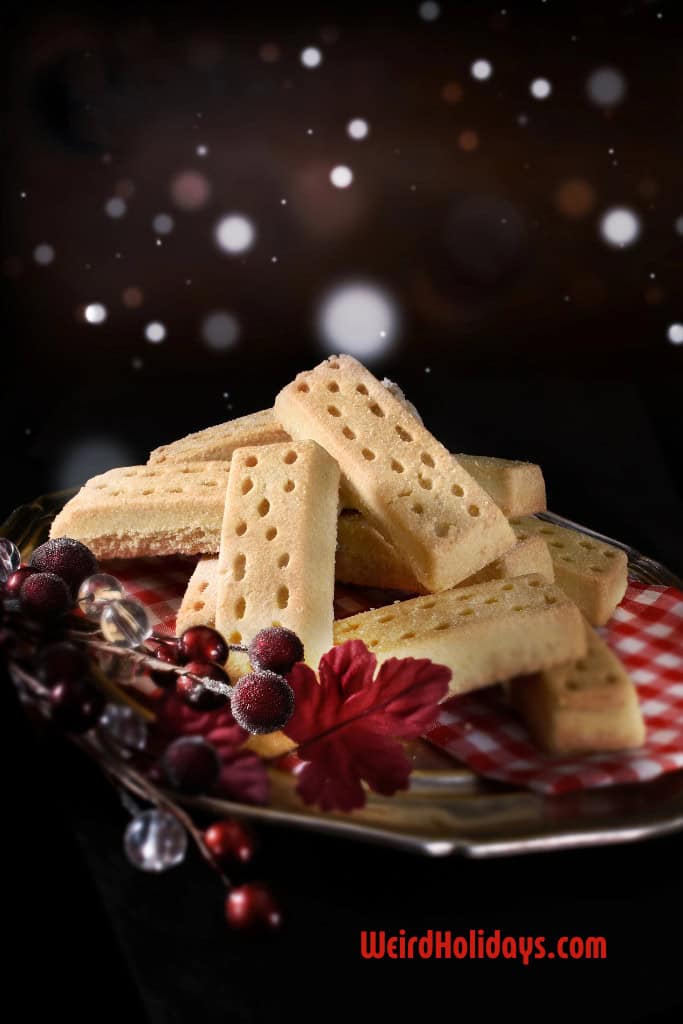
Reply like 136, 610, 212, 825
51, 355, 645, 756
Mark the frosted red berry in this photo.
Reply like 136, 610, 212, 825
161, 736, 221, 793
36, 640, 88, 685
230, 670, 295, 734
30, 538, 98, 595
50, 679, 104, 733
248, 627, 304, 675
176, 661, 230, 711
4, 565, 36, 598
179, 626, 228, 666
204, 819, 256, 866
225, 882, 282, 932
20, 572, 71, 621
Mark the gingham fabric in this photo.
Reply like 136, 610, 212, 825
107, 557, 683, 796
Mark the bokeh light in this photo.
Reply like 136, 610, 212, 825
317, 282, 399, 360
301, 47, 322, 68
145, 321, 166, 343
441, 81, 463, 104
347, 118, 369, 140
55, 437, 134, 491
554, 178, 596, 219
33, 243, 55, 265
458, 130, 479, 152
153, 213, 174, 235
259, 43, 280, 63
530, 78, 552, 100
84, 303, 108, 324
214, 214, 256, 254
667, 323, 683, 345
105, 197, 127, 219
586, 67, 627, 108
330, 165, 353, 188
599, 207, 641, 248
471, 59, 493, 81
418, 1, 440, 21
674, 216, 683, 236
170, 170, 211, 211
122, 287, 144, 309
201, 312, 240, 351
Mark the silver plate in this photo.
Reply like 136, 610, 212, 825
3, 493, 683, 858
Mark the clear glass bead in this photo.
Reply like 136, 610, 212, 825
100, 597, 151, 648
98, 702, 148, 752
123, 809, 187, 873
0, 538, 21, 583
78, 573, 125, 620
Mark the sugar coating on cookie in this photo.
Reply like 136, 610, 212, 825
334, 573, 586, 697
215, 441, 340, 671
274, 355, 515, 592
49, 462, 231, 559
510, 516, 628, 626
149, 408, 289, 464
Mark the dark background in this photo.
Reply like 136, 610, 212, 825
2, 1, 682, 1021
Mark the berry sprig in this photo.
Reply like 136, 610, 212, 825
0, 535, 303, 932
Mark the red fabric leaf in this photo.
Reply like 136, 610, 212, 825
216, 748, 270, 805
285, 640, 451, 812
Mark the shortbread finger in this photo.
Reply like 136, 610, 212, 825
510, 517, 628, 626
275, 355, 515, 592
455, 454, 546, 517
335, 512, 554, 592
149, 409, 288, 465
509, 621, 645, 754
176, 557, 218, 634
216, 441, 340, 671
149, 400, 546, 519
49, 462, 231, 559
334, 574, 585, 698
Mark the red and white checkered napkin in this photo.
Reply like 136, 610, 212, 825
426, 583, 683, 795
106, 558, 683, 796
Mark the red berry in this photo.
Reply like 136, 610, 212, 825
50, 679, 104, 733
179, 626, 228, 666
161, 736, 220, 793
20, 572, 71, 621
176, 661, 230, 711
148, 643, 182, 688
30, 538, 98, 596
36, 641, 88, 685
4, 565, 37, 598
225, 882, 282, 932
204, 819, 256, 866
230, 671, 295, 734
248, 627, 304, 675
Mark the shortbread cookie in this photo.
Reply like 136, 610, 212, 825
335, 511, 554, 592
509, 621, 645, 754
274, 355, 516, 591
149, 409, 288, 465
455, 454, 546, 517
216, 441, 340, 671
49, 462, 231, 559
510, 517, 628, 626
334, 574, 585, 697
176, 557, 219, 634
148, 402, 546, 519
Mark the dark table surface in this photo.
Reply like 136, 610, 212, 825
3, 376, 683, 1024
